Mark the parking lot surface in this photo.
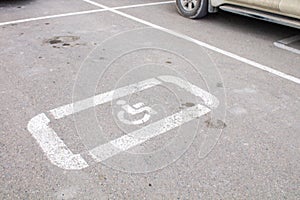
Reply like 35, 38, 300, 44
1, 0, 300, 199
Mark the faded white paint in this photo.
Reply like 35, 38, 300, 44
27, 76, 219, 170
274, 35, 300, 55
27, 113, 89, 170
0, 1, 175, 26
117, 101, 157, 125
89, 104, 211, 162
49, 78, 161, 119
82, 0, 300, 85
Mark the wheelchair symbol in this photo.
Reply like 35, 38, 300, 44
27, 75, 219, 170
116, 100, 157, 125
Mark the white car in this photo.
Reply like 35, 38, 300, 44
176, 0, 300, 29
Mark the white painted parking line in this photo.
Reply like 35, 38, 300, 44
89, 104, 211, 162
49, 78, 161, 119
0, 9, 105, 26
27, 113, 89, 170
0, 1, 174, 26
82, 0, 300, 85
27, 76, 219, 170
274, 35, 300, 55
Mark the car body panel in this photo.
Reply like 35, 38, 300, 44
210, 0, 300, 20
280, 0, 300, 17
227, 0, 280, 11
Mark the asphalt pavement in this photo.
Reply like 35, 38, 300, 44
0, 0, 300, 199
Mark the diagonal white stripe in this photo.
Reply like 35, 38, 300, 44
82, 0, 300, 85
0, 1, 175, 26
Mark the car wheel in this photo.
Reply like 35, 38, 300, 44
176, 0, 208, 19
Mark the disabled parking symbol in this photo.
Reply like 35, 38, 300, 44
116, 100, 157, 125
27, 75, 219, 170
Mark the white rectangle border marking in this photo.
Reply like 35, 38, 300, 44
27, 76, 218, 170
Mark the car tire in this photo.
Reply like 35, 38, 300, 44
176, 0, 208, 19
